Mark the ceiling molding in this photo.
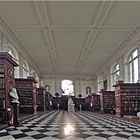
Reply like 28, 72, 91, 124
12, 25, 133, 32
94, 25, 140, 77
33, 1, 59, 73
41, 1, 60, 73
0, 16, 40, 74
41, 73, 95, 81
74, 1, 114, 73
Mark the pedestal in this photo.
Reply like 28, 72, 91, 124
12, 103, 19, 126
79, 104, 82, 111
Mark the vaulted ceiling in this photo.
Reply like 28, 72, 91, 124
0, 1, 140, 78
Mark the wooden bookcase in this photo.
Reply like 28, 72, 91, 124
45, 91, 53, 110
15, 77, 37, 114
36, 87, 46, 112
0, 52, 18, 123
113, 81, 140, 116
75, 97, 86, 110
85, 94, 100, 112
100, 90, 115, 114
52, 97, 61, 109
91, 94, 100, 112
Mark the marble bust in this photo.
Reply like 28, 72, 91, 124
9, 88, 19, 104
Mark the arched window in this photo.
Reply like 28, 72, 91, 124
61, 80, 74, 96
128, 48, 140, 83
35, 73, 39, 88
112, 63, 120, 85
4, 44, 20, 78
22, 60, 29, 78
97, 76, 103, 92
86, 86, 91, 95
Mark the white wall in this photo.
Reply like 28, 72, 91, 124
94, 30, 140, 92
43, 79, 56, 96
43, 78, 94, 97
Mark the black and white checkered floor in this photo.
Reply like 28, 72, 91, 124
1, 110, 140, 140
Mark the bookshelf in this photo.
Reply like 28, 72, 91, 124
100, 90, 115, 114
75, 97, 86, 110
15, 77, 37, 114
91, 94, 100, 112
85, 94, 100, 112
45, 91, 53, 110
113, 81, 140, 116
36, 87, 46, 112
0, 52, 18, 123
52, 97, 61, 109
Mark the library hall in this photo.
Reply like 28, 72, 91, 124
1, 1, 140, 140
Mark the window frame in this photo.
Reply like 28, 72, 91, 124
112, 63, 120, 85
128, 48, 140, 83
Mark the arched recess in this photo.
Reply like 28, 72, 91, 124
111, 63, 120, 85
22, 60, 29, 78
126, 48, 140, 83
35, 73, 39, 88
97, 76, 103, 92
124, 40, 140, 82
4, 43, 20, 78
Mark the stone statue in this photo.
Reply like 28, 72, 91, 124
29, 69, 35, 77
9, 88, 19, 104
9, 88, 20, 126
68, 97, 75, 112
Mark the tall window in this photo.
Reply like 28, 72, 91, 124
112, 64, 120, 85
22, 61, 29, 78
35, 73, 39, 88
61, 80, 74, 96
103, 80, 107, 90
128, 48, 140, 83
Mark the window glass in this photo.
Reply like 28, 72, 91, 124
112, 63, 120, 85
61, 80, 74, 96
128, 48, 139, 83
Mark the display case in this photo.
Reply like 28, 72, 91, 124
100, 89, 115, 114
15, 77, 37, 114
113, 81, 140, 116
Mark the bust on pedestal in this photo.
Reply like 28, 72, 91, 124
9, 88, 19, 126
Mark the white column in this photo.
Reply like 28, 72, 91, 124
119, 55, 124, 81
0, 32, 4, 52
19, 53, 23, 78
74, 80, 81, 97
106, 68, 111, 90
55, 79, 61, 94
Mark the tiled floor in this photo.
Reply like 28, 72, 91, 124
0, 110, 140, 139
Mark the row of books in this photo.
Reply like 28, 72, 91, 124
19, 101, 33, 105
18, 91, 34, 95
0, 74, 4, 78
121, 93, 140, 95
121, 96, 140, 100
16, 84, 35, 89
0, 93, 5, 98
19, 97, 33, 100
120, 89, 140, 92
17, 91, 35, 94
122, 107, 140, 111
0, 65, 4, 73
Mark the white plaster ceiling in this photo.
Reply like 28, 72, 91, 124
0, 1, 140, 78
